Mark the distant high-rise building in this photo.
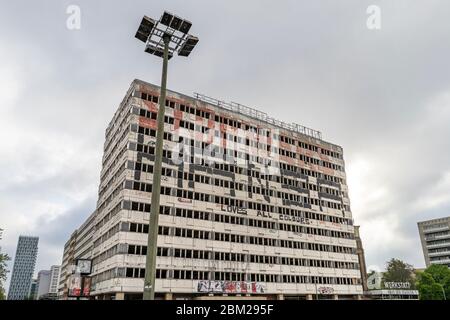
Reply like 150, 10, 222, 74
49, 265, 61, 296
418, 217, 450, 267
36, 266, 61, 300
36, 270, 51, 299
7, 236, 39, 300
58, 211, 95, 300
29, 279, 38, 300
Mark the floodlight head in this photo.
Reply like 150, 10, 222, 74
135, 32, 148, 43
178, 35, 199, 57
170, 16, 183, 30
179, 20, 192, 34
135, 12, 198, 60
135, 16, 156, 43
161, 11, 173, 26
180, 20, 192, 34
160, 11, 192, 34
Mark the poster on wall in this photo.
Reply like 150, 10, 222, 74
68, 275, 82, 297
82, 277, 92, 297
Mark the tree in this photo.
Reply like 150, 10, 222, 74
425, 264, 450, 284
416, 272, 443, 300
382, 258, 415, 289
0, 253, 11, 300
416, 264, 450, 300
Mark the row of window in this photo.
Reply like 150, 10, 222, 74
135, 143, 172, 159
161, 224, 354, 253
129, 201, 351, 230
98, 159, 127, 201
93, 267, 357, 286
93, 223, 120, 248
133, 124, 345, 186
425, 230, 450, 241
94, 182, 351, 248
426, 239, 450, 246
132, 158, 342, 201
127, 178, 344, 212
97, 178, 124, 217
428, 247, 450, 254
157, 246, 358, 269
93, 217, 355, 255
430, 256, 450, 262
104, 102, 133, 161
136, 124, 173, 141
134, 101, 342, 170
96, 200, 122, 231
101, 139, 127, 186
103, 117, 129, 168
423, 223, 448, 231
161, 202, 351, 238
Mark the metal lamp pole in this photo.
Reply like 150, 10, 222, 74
143, 34, 170, 301
135, 11, 199, 301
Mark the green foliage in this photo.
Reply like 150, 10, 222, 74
444, 275, 450, 300
424, 264, 450, 284
418, 271, 435, 286
382, 258, 415, 288
0, 253, 11, 300
416, 264, 450, 300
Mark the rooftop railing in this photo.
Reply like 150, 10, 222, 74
193, 92, 323, 140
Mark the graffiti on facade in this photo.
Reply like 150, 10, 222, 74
197, 281, 265, 294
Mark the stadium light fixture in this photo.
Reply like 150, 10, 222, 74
134, 11, 199, 301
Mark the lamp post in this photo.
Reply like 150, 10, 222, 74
134, 11, 199, 300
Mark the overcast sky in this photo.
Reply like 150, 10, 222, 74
1, 1, 450, 291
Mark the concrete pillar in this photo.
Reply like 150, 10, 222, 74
355, 295, 362, 300
306, 294, 313, 300
164, 293, 173, 300
277, 294, 284, 300
332, 295, 338, 300
115, 292, 125, 300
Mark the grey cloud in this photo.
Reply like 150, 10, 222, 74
1, 1, 450, 284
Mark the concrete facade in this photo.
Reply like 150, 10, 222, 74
37, 270, 51, 299
49, 265, 61, 296
354, 226, 368, 292
58, 211, 95, 299
418, 216, 450, 267
37, 266, 61, 299
61, 79, 364, 300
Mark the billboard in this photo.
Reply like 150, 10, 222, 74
82, 277, 91, 297
76, 259, 92, 275
68, 275, 91, 297
68, 275, 82, 297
